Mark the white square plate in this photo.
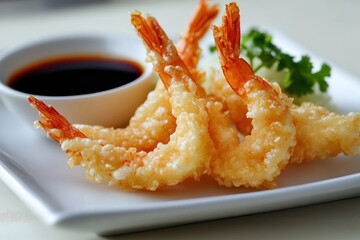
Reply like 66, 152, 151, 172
1, 29, 360, 235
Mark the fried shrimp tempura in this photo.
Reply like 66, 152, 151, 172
290, 102, 360, 163
75, 0, 219, 152
208, 2, 296, 188
203, 4, 360, 165
29, 11, 215, 191
207, 69, 360, 164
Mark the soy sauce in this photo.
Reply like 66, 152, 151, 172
8, 55, 144, 96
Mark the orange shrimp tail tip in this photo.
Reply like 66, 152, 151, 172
130, 10, 191, 89
189, 0, 219, 38
130, 11, 172, 87
130, 11, 162, 53
28, 96, 86, 143
212, 2, 254, 95
177, 0, 219, 51
176, 0, 219, 79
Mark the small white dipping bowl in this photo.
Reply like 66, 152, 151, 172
0, 33, 157, 129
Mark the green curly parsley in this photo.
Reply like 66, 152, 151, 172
210, 28, 331, 97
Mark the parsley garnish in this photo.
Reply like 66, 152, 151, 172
210, 28, 331, 97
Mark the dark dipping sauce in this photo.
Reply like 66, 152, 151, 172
7, 55, 144, 96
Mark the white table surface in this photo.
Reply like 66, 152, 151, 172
1, 0, 360, 239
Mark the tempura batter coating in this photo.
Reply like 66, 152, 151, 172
74, 82, 174, 152
290, 102, 360, 163
206, 67, 252, 135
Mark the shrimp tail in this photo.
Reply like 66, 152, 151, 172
177, 0, 219, 78
28, 96, 86, 143
131, 10, 191, 89
213, 2, 279, 99
212, 2, 255, 95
